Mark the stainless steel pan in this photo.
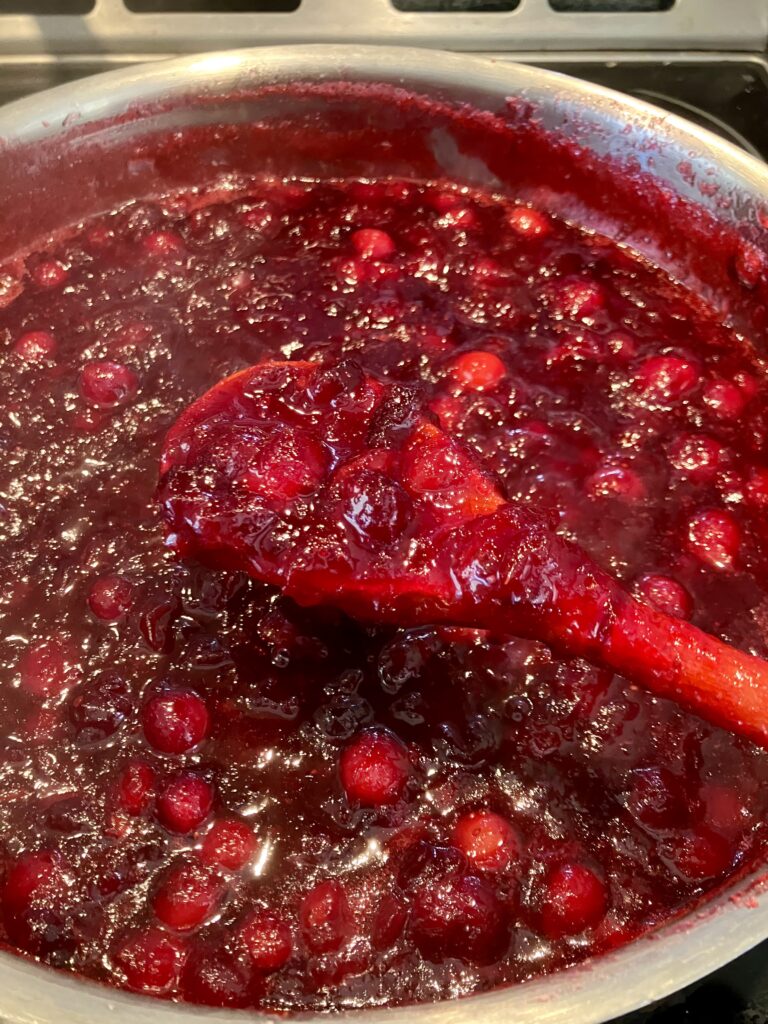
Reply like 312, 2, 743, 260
0, 44, 767, 1024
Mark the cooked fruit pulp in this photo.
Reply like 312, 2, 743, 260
0, 177, 767, 1011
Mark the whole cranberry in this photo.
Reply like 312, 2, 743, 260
79, 360, 139, 408
449, 351, 507, 392
19, 635, 81, 698
686, 508, 742, 571
537, 862, 608, 939
239, 909, 293, 971
115, 759, 156, 815
451, 810, 522, 873
88, 575, 133, 621
635, 355, 700, 403
151, 860, 221, 932
156, 772, 214, 834
13, 330, 56, 362
181, 942, 251, 1008
339, 728, 410, 807
201, 819, 257, 870
113, 926, 185, 993
635, 574, 692, 620
142, 690, 210, 754
409, 873, 509, 964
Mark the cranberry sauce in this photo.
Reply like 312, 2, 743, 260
0, 177, 767, 1012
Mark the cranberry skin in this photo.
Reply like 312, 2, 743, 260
506, 206, 550, 237
351, 228, 396, 260
371, 893, 408, 950
116, 759, 156, 815
449, 351, 507, 392
157, 773, 214, 834
79, 360, 138, 408
181, 943, 251, 1008
88, 575, 133, 621
13, 330, 56, 362
452, 810, 522, 872
113, 926, 185, 993
201, 819, 257, 870
300, 879, 354, 954
239, 910, 293, 971
538, 863, 608, 939
586, 465, 646, 502
703, 379, 748, 420
69, 670, 131, 743
636, 355, 700, 403
3, 851, 72, 954
244, 428, 328, 502
341, 469, 412, 547
143, 230, 185, 257
142, 690, 210, 754
339, 728, 410, 807
686, 509, 742, 571
636, 574, 693, 620
409, 874, 509, 965
19, 635, 81, 698
152, 861, 221, 932
626, 767, 691, 830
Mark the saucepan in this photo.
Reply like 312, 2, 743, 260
0, 43, 767, 1024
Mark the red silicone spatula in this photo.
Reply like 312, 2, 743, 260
158, 357, 768, 748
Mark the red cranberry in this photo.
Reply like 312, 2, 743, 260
506, 206, 550, 237
635, 574, 692, 619
663, 828, 734, 880
341, 469, 412, 547
636, 355, 700, 403
551, 279, 605, 320
452, 810, 522, 872
243, 428, 328, 501
142, 230, 185, 257
703, 379, 748, 419
351, 228, 396, 260
586, 465, 646, 501
181, 942, 251, 1007
113, 926, 185, 993
69, 670, 131, 743
88, 575, 133, 620
339, 728, 410, 807
4, 851, 65, 915
116, 759, 156, 815
31, 260, 68, 288
686, 509, 742, 571
152, 860, 221, 931
538, 862, 608, 939
371, 893, 408, 950
626, 767, 690, 830
157, 773, 214, 834
449, 351, 507, 392
701, 784, 749, 833
668, 434, 728, 481
13, 330, 56, 362
19, 635, 81, 697
3, 850, 72, 953
438, 206, 478, 230
239, 910, 293, 971
746, 467, 768, 507
79, 361, 138, 408
201, 819, 257, 870
300, 879, 353, 954
409, 873, 509, 964
142, 690, 210, 753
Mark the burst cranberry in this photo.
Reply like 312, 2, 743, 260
142, 690, 210, 754
449, 351, 507, 392
240, 910, 293, 971
181, 943, 251, 1007
116, 759, 156, 815
113, 926, 186, 993
636, 574, 692, 619
300, 880, 353, 954
143, 230, 185, 257
201, 819, 257, 870
69, 670, 131, 743
668, 433, 728, 481
438, 206, 477, 230
686, 509, 742, 571
745, 467, 768, 506
341, 469, 412, 546
157, 773, 214, 834
552, 279, 605, 319
152, 861, 221, 931
3, 851, 72, 954
538, 862, 608, 939
88, 575, 133, 620
243, 428, 328, 501
339, 728, 410, 806
351, 228, 396, 260
79, 360, 138, 408
452, 810, 522, 872
13, 329, 56, 362
371, 893, 408, 950
19, 635, 81, 697
409, 874, 508, 964
636, 355, 700, 402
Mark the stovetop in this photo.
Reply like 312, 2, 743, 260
1, 48, 767, 1024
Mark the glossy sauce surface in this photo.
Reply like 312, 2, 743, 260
0, 178, 767, 1010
